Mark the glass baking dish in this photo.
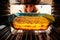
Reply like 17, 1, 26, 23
9, 13, 55, 31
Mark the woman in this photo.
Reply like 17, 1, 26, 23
23, 4, 38, 13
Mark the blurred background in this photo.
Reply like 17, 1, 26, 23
0, 0, 60, 40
